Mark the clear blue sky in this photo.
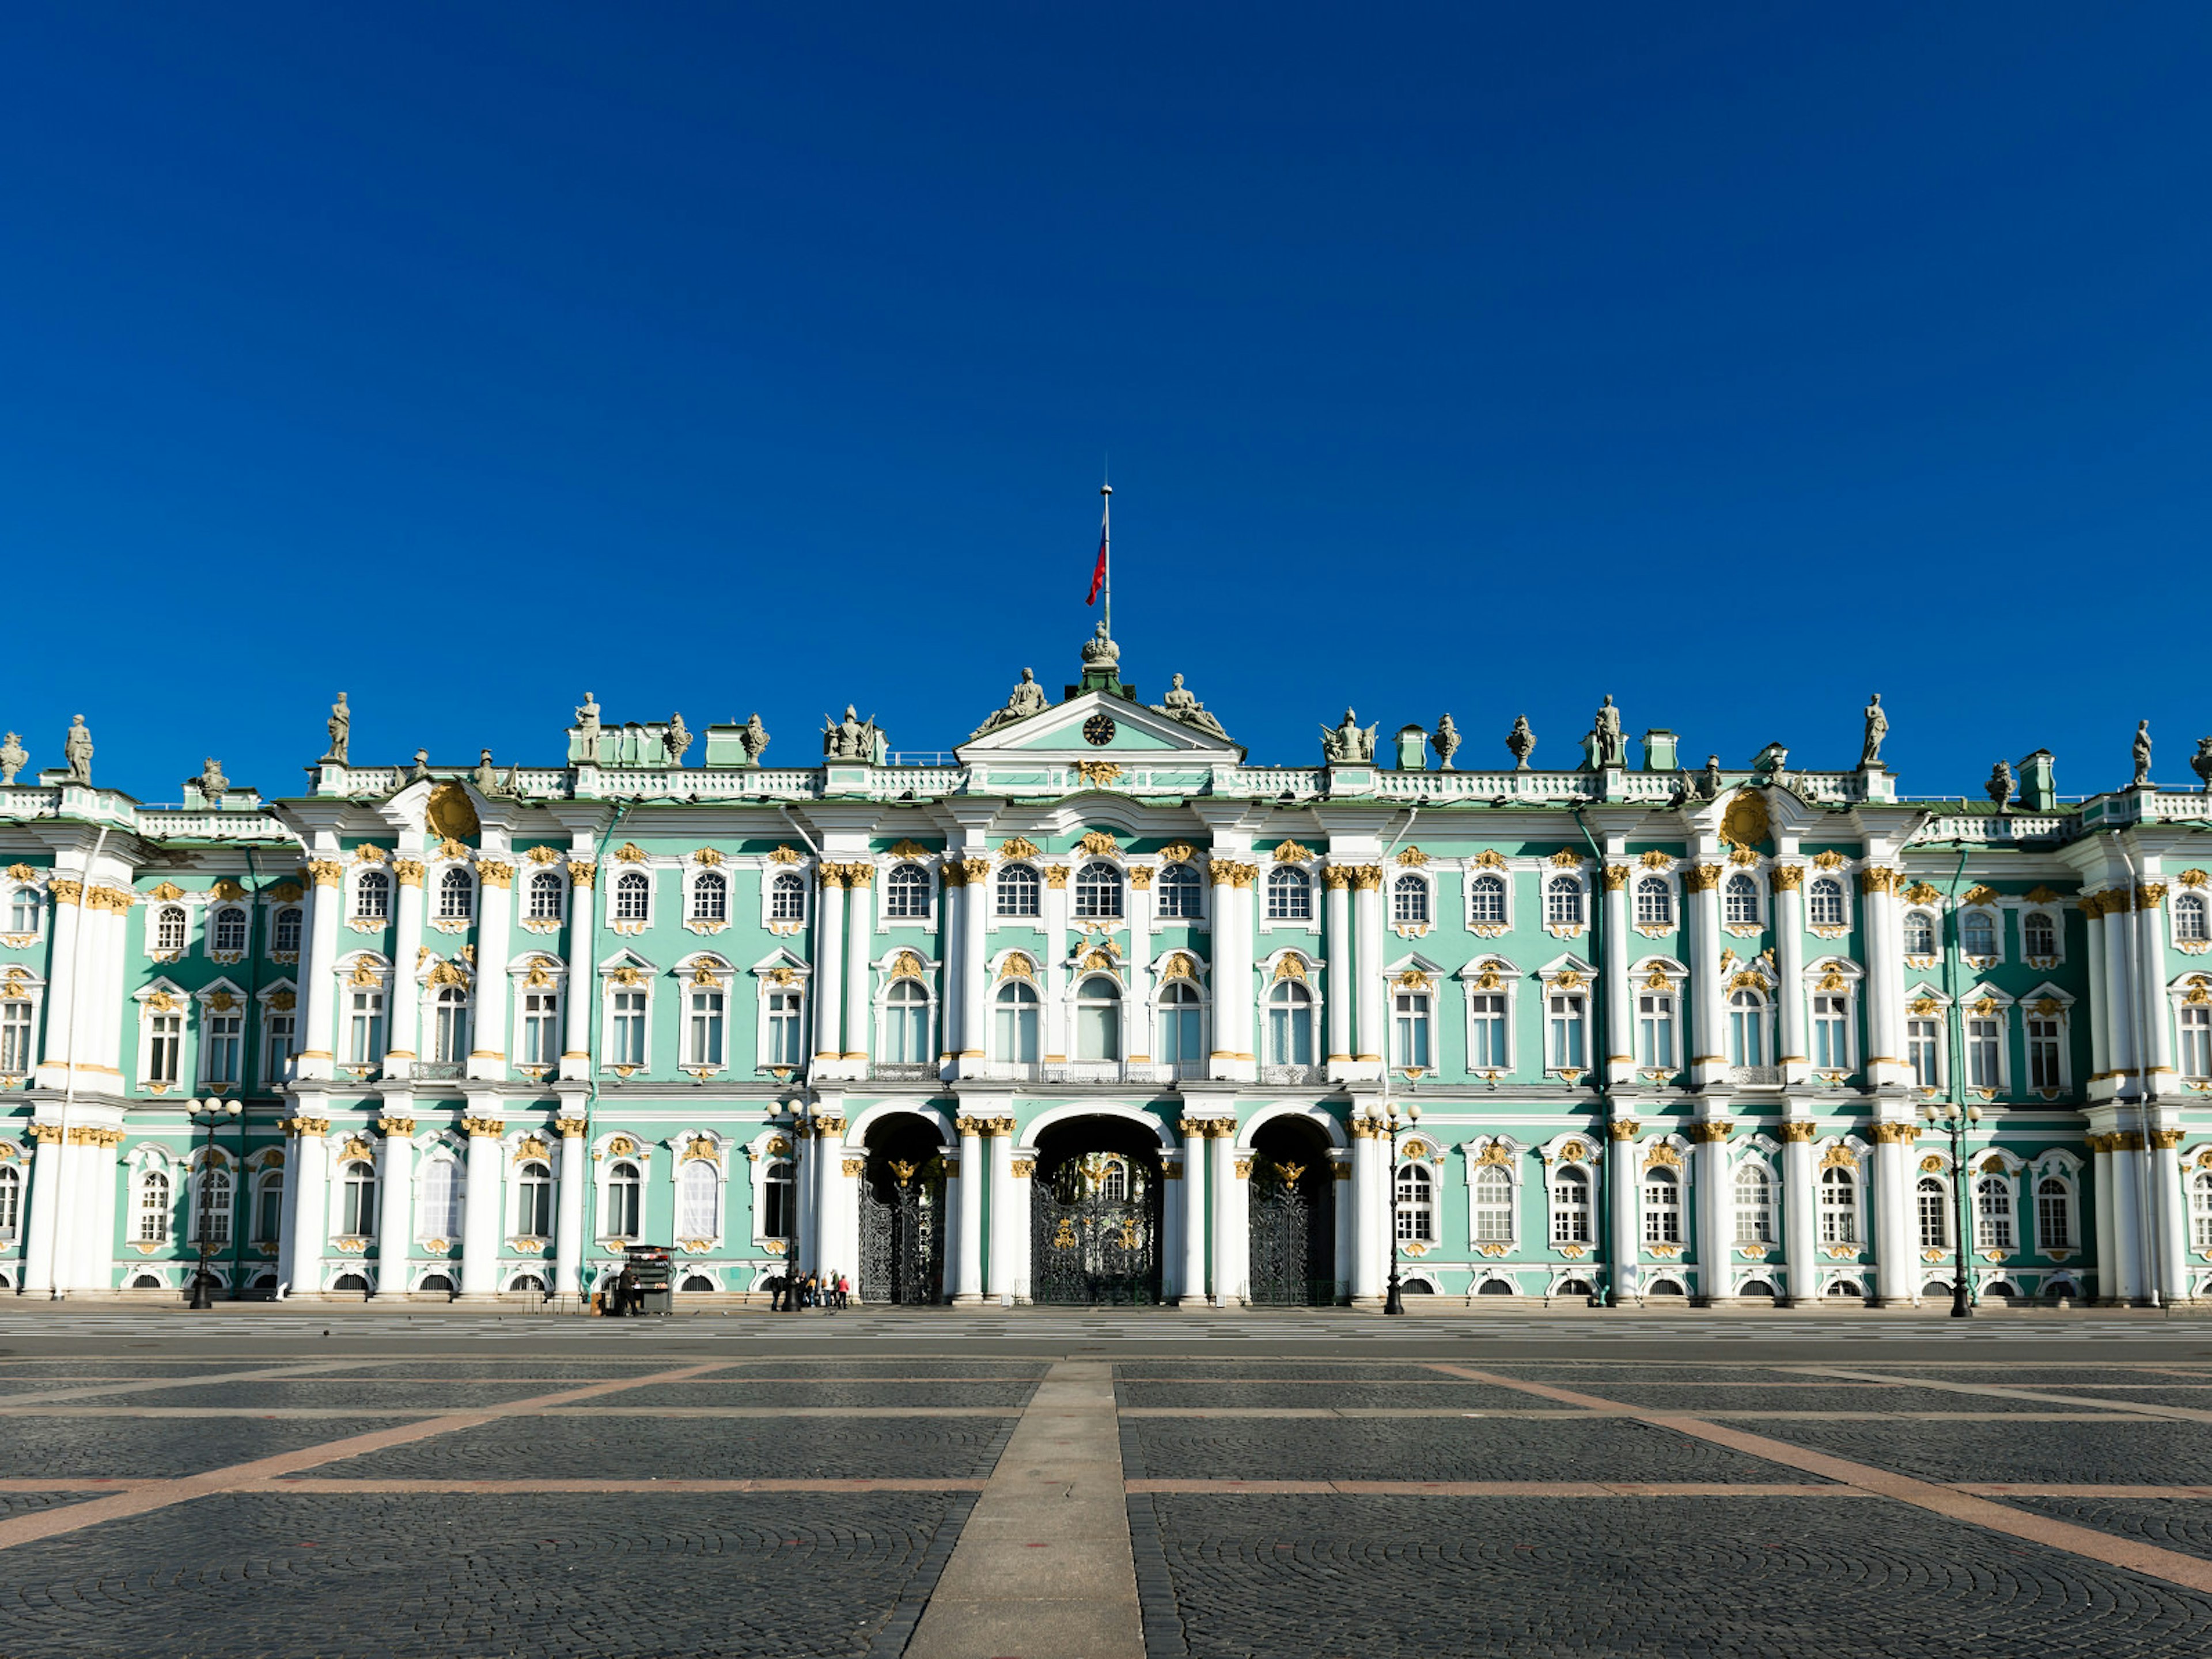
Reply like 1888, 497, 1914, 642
5, 5, 2207, 803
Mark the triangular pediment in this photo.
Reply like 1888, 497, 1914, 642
955, 691, 1243, 762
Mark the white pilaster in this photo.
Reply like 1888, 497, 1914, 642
296, 861, 344, 1080
1608, 1124, 1640, 1301
815, 1107, 858, 1286
2108, 1132, 2145, 1302
21, 1127, 65, 1294
957, 861, 988, 1070
2153, 1129, 2189, 1298
1179, 1119, 1210, 1305
1872, 1126, 1915, 1305
385, 853, 426, 1077
458, 1113, 505, 1299
2083, 907, 2111, 1082
1861, 869, 1905, 1088
1324, 869, 1353, 1077
815, 873, 846, 1067
281, 1103, 331, 1295
1353, 869, 1384, 1072
843, 869, 873, 1065
987, 1123, 1016, 1301
373, 1107, 415, 1296
1779, 1123, 1817, 1303
2091, 1135, 2116, 1301
554, 1111, 588, 1298
1774, 868, 1807, 1084
1688, 861, 1726, 1086
32, 881, 82, 1092
953, 1115, 984, 1302
1210, 1128, 1241, 1306
470, 857, 514, 1080
1603, 863, 1632, 1085
939, 869, 964, 1064
1693, 1124, 1733, 1302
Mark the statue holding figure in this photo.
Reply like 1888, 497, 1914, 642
1152, 673, 1230, 742
191, 757, 228, 806
1986, 759, 2014, 809
1431, 713, 1461, 770
574, 692, 603, 764
1505, 715, 1536, 771
737, 712, 771, 767
410, 748, 431, 783
1699, 755, 1724, 800
972, 669, 1051, 738
665, 713, 693, 766
2134, 719, 2154, 787
823, 705, 877, 762
0, 732, 26, 786
1859, 692, 1887, 768
2192, 736, 2212, 793
1590, 696, 1625, 770
472, 749, 500, 796
62, 716, 92, 785
1320, 709, 1377, 765
325, 692, 351, 765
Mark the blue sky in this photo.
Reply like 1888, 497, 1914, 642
4, 5, 2208, 803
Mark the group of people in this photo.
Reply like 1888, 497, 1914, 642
767, 1269, 849, 1312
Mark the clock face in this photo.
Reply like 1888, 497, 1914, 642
1082, 714, 1118, 747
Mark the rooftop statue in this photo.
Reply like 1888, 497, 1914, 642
1320, 708, 1376, 765
473, 749, 500, 796
823, 704, 879, 762
1750, 741, 1788, 781
1859, 692, 1887, 768
1152, 673, 1229, 742
1699, 755, 1724, 800
1080, 620, 1120, 669
1590, 695, 1625, 770
2193, 736, 2212, 794
972, 668, 1051, 738
0, 732, 25, 786
191, 757, 228, 806
2134, 719, 2153, 787
62, 715, 92, 785
410, 748, 431, 783
1431, 713, 1461, 771
737, 712, 771, 767
575, 691, 602, 764
665, 713, 693, 766
1505, 715, 1535, 771
1986, 759, 2014, 810
325, 692, 351, 766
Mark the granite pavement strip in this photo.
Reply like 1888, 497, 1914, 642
904, 1359, 1144, 1659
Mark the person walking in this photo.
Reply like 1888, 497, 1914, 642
612, 1262, 637, 1319
836, 1272, 851, 1310
766, 1270, 785, 1313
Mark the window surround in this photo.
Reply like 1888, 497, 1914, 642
1150, 859, 1208, 927
1463, 866, 1512, 937
1259, 857, 1320, 937
748, 1129, 800, 1251
1392, 1145, 1441, 1245
1536, 956, 1596, 1080
683, 865, 732, 934
1389, 868, 1434, 938
427, 858, 475, 933
593, 1132, 652, 1244
676, 956, 733, 1076
1464, 1140, 1523, 1252
1542, 868, 1588, 938
2028, 1150, 2082, 1256
607, 861, 657, 935
1547, 1154, 1596, 1248
0, 867, 46, 945
1956, 987, 2014, 1100
759, 857, 811, 935
1721, 869, 1765, 935
1456, 957, 1518, 1078
1732, 1154, 1777, 1249
1815, 1143, 1868, 1249
0, 968, 47, 1078
1150, 951, 1208, 1074
991, 861, 1044, 924
1902, 907, 1940, 964
1801, 957, 1863, 1079
192, 978, 248, 1092
1639, 1150, 1685, 1250
874, 953, 940, 1067
506, 955, 567, 1077
751, 956, 812, 1075
133, 979, 192, 1093
599, 955, 656, 1075
672, 1135, 727, 1247
1631, 872, 1678, 937
1804, 874, 1852, 936
516, 851, 570, 934
2020, 902, 2065, 966
1958, 902, 2003, 967
877, 857, 940, 932
1969, 1150, 2024, 1255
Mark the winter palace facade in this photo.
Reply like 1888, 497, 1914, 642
3, 630, 2211, 1308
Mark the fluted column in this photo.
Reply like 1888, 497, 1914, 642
458, 1113, 505, 1298
1211, 1126, 1242, 1306
1778, 1120, 1817, 1304
814, 870, 847, 1065
373, 1111, 415, 1297
385, 855, 426, 1077
957, 859, 989, 1070
1353, 866, 1384, 1070
1603, 864, 1633, 1085
843, 866, 873, 1064
1685, 861, 1725, 1086
21, 1123, 66, 1293
1608, 1119, 1640, 1301
1348, 1113, 1381, 1301
279, 1107, 331, 1294
953, 1115, 986, 1303
470, 858, 514, 1080
1324, 868, 1354, 1075
1689, 1120, 1733, 1302
1177, 1117, 1210, 1305
986, 1118, 1017, 1301
1859, 867, 1906, 1088
1772, 865, 1807, 1083
554, 1113, 588, 1298
1870, 1123, 1915, 1305
297, 861, 346, 1079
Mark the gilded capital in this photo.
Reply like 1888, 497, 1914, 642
1770, 864, 1805, 891
566, 860, 597, 889
1607, 1119, 1640, 1141
1350, 865, 1384, 892
1321, 865, 1353, 890
2152, 1127, 2186, 1150
1685, 1121, 1734, 1143
844, 863, 873, 889
27, 1122, 65, 1143
817, 865, 847, 891
554, 1116, 589, 1137
2139, 882, 2168, 911
959, 857, 990, 885
1601, 863, 1630, 892
477, 860, 514, 889
1775, 1120, 1817, 1143
308, 860, 345, 889
1867, 1121, 1916, 1144
1127, 866, 1154, 890
955, 1115, 991, 1138
281, 1115, 331, 1138
376, 1116, 415, 1137
1684, 863, 1721, 893
1043, 865, 1070, 889
48, 878, 82, 907
940, 861, 968, 888
1858, 866, 1899, 895
462, 1116, 506, 1139
392, 858, 425, 888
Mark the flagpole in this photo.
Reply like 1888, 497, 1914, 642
1100, 482, 1112, 638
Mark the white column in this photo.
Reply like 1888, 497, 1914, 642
843, 869, 874, 1064
458, 1114, 505, 1298
814, 873, 846, 1066
32, 882, 83, 1090
815, 1109, 858, 1287
1688, 862, 1725, 1085
987, 1122, 1016, 1300
281, 1105, 331, 1295
1179, 1119, 1210, 1306
1161, 1151, 1185, 1300
1774, 868, 1807, 1083
1780, 1123, 1817, 1303
1861, 869, 1904, 1088
22, 1126, 65, 1294
2108, 1132, 2145, 1302
2084, 908, 2111, 1082
2141, 891, 2174, 1085
1043, 870, 1069, 1063
386, 855, 426, 1075
296, 862, 344, 1080
2153, 1130, 2189, 1298
554, 1112, 588, 1298
559, 862, 594, 1083
1127, 868, 1154, 1063
2090, 1134, 2116, 1302
1208, 865, 1252, 1076
1349, 1118, 1380, 1300
1210, 1128, 1241, 1306
953, 1115, 984, 1302
1694, 1124, 1733, 1302
373, 1109, 415, 1296
471, 859, 514, 1080
1872, 1126, 1914, 1305
1354, 869, 1384, 1067
1324, 869, 1353, 1071
1603, 865, 1632, 1084
939, 869, 964, 1065
2103, 893, 2137, 1085
792, 1121, 817, 1272
1010, 1134, 1035, 1302
958, 861, 988, 1069
81, 1128, 119, 1291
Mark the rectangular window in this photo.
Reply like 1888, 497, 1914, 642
264, 1012, 296, 1081
767, 991, 805, 1066
1392, 992, 1430, 1070
254, 1177, 284, 1244
1635, 993, 1674, 1069
1967, 1018, 2001, 1090
1907, 1018, 1942, 1089
2181, 1006, 2212, 1080
1548, 993, 1586, 1071
0, 1000, 32, 1073
611, 991, 647, 1066
1468, 993, 1508, 1070
2027, 1017, 2062, 1090
346, 991, 385, 1065
521, 992, 559, 1066
203, 1013, 241, 1086
1550, 1175, 1590, 1243
1976, 1182, 2015, 1251
1642, 1177, 1680, 1244
2036, 1180, 2071, 1250
147, 1014, 181, 1085
1812, 994, 1850, 1070
688, 989, 725, 1067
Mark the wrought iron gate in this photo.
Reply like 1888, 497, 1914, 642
859, 1158, 944, 1304
1247, 1156, 1335, 1306
1030, 1153, 1162, 1305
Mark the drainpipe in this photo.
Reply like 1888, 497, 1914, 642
2115, 835, 2161, 1308
776, 805, 824, 1259
1940, 843, 1971, 1312
1571, 807, 1613, 1308
233, 846, 263, 1297
47, 823, 109, 1298
575, 799, 634, 1306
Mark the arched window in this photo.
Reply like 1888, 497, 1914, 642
272, 906, 302, 955
1974, 1174, 2014, 1251
0, 999, 29, 1073
352, 873, 389, 922
770, 872, 806, 922
2036, 1176, 2072, 1249
884, 979, 931, 1063
1961, 909, 1998, 959
1728, 990, 1767, 1067
1733, 1165, 1772, 1243
1808, 878, 1846, 929
1819, 1165, 1858, 1244
605, 1160, 642, 1238
677, 1158, 719, 1239
1074, 975, 1121, 1061
155, 906, 188, 953
1634, 877, 1672, 928
1545, 878, 1583, 928
1550, 1165, 1590, 1243
1724, 873, 1760, 927
0, 1164, 20, 1241
431, 986, 469, 1064
415, 1158, 463, 1242
884, 863, 931, 919
515, 1160, 552, 1237
6, 884, 37, 935
1266, 866, 1312, 921
1156, 864, 1202, 920
437, 867, 473, 921
195, 1164, 234, 1246
137, 1169, 171, 1243
614, 870, 650, 922
1393, 874, 1429, 926
1903, 910, 1938, 956
1074, 862, 1123, 919
1265, 979, 1313, 1066
1472, 1163, 1514, 1244
1158, 980, 1202, 1066
690, 870, 728, 922
1917, 1175, 1949, 1248
2193, 1172, 2212, 1249
145, 1005, 182, 1084
1395, 1162, 1434, 1242
528, 870, 563, 921
995, 865, 1040, 918
995, 980, 1040, 1063
762, 1159, 796, 1238
210, 907, 248, 955
1096, 1157, 1129, 1202
2022, 910, 2058, 957
1642, 1168, 1680, 1243
337, 1160, 375, 1236
2177, 893, 2210, 945
1468, 874, 1507, 926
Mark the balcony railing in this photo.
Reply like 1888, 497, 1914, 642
869, 1062, 940, 1082
1257, 1063, 1326, 1087
1729, 1065, 1782, 1088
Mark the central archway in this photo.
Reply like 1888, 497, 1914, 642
1245, 1115, 1337, 1305
1029, 1113, 1165, 1305
858, 1113, 947, 1304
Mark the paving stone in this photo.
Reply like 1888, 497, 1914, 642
0, 1493, 107, 1518
721, 1359, 1051, 1379
1116, 1362, 1434, 1381
2009, 1497, 2212, 1563
1740, 1416, 2212, 1484
0, 1415, 432, 1479
1116, 1380, 1541, 1411
315, 1361, 674, 1379
0, 1491, 971, 1658
1580, 1382, 2133, 1414
0, 1360, 261, 1377
55, 1380, 558, 1411
605, 1380, 1036, 1409
1130, 1493, 2212, 1658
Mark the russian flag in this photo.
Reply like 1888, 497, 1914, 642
1086, 509, 1108, 604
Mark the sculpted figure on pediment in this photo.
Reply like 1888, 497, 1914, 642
972, 669, 1050, 738
1859, 692, 1887, 768
1152, 673, 1229, 742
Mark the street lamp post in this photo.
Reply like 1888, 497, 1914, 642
186, 1099, 242, 1309
1380, 1088, 1422, 1317
1920, 1100, 1982, 1319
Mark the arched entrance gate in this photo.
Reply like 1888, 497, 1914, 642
1245, 1116, 1337, 1305
858, 1115, 946, 1304
1029, 1115, 1165, 1305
